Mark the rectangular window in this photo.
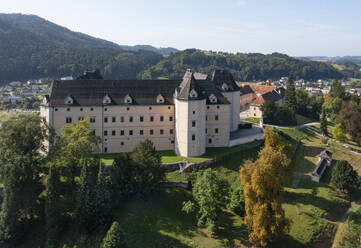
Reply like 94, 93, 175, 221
160, 116, 164, 122
120, 142, 124, 146
150, 129, 154, 135
78, 116, 84, 121
89, 117, 96, 123
129, 116, 133, 122
112, 116, 116, 122
192, 120, 196, 127
171, 140, 174, 144
208, 138, 212, 143
140, 130, 144, 135
140, 116, 144, 122
170, 129, 174, 134
160, 129, 164, 135
66, 117, 72, 123
104, 147, 108, 153
215, 128, 219, 134
206, 128, 207, 134
104, 130, 108, 136
104, 117, 108, 123
120, 130, 124, 136
129, 130, 133, 136
112, 130, 116, 136
192, 134, 196, 141
169, 116, 173, 121
215, 115, 219, 121
91, 130, 96, 135
150, 116, 154, 122
120, 116, 124, 122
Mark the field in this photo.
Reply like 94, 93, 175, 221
295, 114, 315, 125
245, 117, 259, 123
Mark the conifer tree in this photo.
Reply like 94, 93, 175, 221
94, 163, 112, 227
102, 221, 127, 248
320, 108, 328, 137
284, 77, 297, 112
45, 164, 62, 248
240, 127, 291, 247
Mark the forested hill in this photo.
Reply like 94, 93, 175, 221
139, 49, 344, 81
0, 13, 345, 83
0, 14, 174, 83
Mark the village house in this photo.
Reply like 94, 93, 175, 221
239, 85, 285, 118
40, 69, 241, 157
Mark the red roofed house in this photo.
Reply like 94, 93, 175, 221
239, 85, 285, 118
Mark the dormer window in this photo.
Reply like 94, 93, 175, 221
189, 89, 198, 98
222, 83, 229, 91
65, 96, 73, 105
209, 94, 217, 103
103, 94, 111, 105
124, 94, 132, 104
156, 94, 165, 104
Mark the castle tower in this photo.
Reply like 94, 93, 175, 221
211, 70, 240, 132
175, 69, 206, 157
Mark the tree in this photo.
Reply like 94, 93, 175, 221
261, 101, 296, 126
330, 80, 345, 99
323, 96, 342, 121
182, 169, 229, 235
284, 77, 297, 112
76, 160, 98, 230
333, 124, 347, 142
54, 120, 101, 197
261, 101, 278, 124
131, 139, 163, 195
45, 164, 62, 248
102, 221, 127, 248
227, 185, 245, 216
320, 108, 328, 137
240, 127, 291, 247
0, 114, 47, 242
94, 164, 112, 227
331, 160, 360, 194
337, 101, 361, 145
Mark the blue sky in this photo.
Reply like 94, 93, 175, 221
2, 0, 361, 56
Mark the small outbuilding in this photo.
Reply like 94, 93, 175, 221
311, 150, 333, 183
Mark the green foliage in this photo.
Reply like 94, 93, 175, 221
336, 101, 361, 145
182, 169, 229, 233
227, 185, 245, 216
333, 123, 347, 142
45, 164, 62, 248
0, 114, 47, 242
131, 139, 164, 195
320, 108, 328, 137
102, 221, 127, 248
330, 160, 360, 193
94, 164, 112, 227
261, 101, 296, 126
323, 96, 342, 121
284, 77, 297, 112
335, 220, 361, 248
139, 49, 344, 81
330, 80, 345, 99
295, 90, 323, 120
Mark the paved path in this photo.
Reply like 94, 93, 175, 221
263, 122, 320, 129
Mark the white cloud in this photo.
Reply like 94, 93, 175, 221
237, 0, 247, 7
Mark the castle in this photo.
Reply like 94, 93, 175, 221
40, 69, 241, 157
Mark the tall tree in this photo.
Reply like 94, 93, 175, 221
94, 164, 112, 227
331, 160, 360, 194
330, 80, 345, 99
45, 164, 62, 248
182, 169, 229, 235
0, 114, 48, 242
284, 77, 297, 112
337, 101, 361, 145
333, 124, 347, 142
240, 127, 291, 247
131, 139, 163, 195
102, 221, 128, 248
320, 108, 328, 137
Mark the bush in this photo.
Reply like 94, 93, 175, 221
227, 185, 245, 216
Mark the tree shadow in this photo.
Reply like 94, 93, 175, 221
215, 210, 248, 246
270, 234, 307, 248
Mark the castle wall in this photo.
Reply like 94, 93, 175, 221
222, 91, 240, 131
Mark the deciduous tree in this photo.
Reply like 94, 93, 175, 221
333, 123, 347, 142
240, 127, 291, 247
102, 221, 127, 248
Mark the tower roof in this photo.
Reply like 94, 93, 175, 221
177, 69, 205, 101
211, 69, 240, 92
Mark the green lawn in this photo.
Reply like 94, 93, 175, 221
98, 141, 262, 165
245, 117, 260, 123
295, 114, 316, 125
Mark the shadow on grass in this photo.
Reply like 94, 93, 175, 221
215, 210, 248, 245
270, 234, 307, 248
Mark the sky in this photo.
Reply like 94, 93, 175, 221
2, 0, 361, 56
